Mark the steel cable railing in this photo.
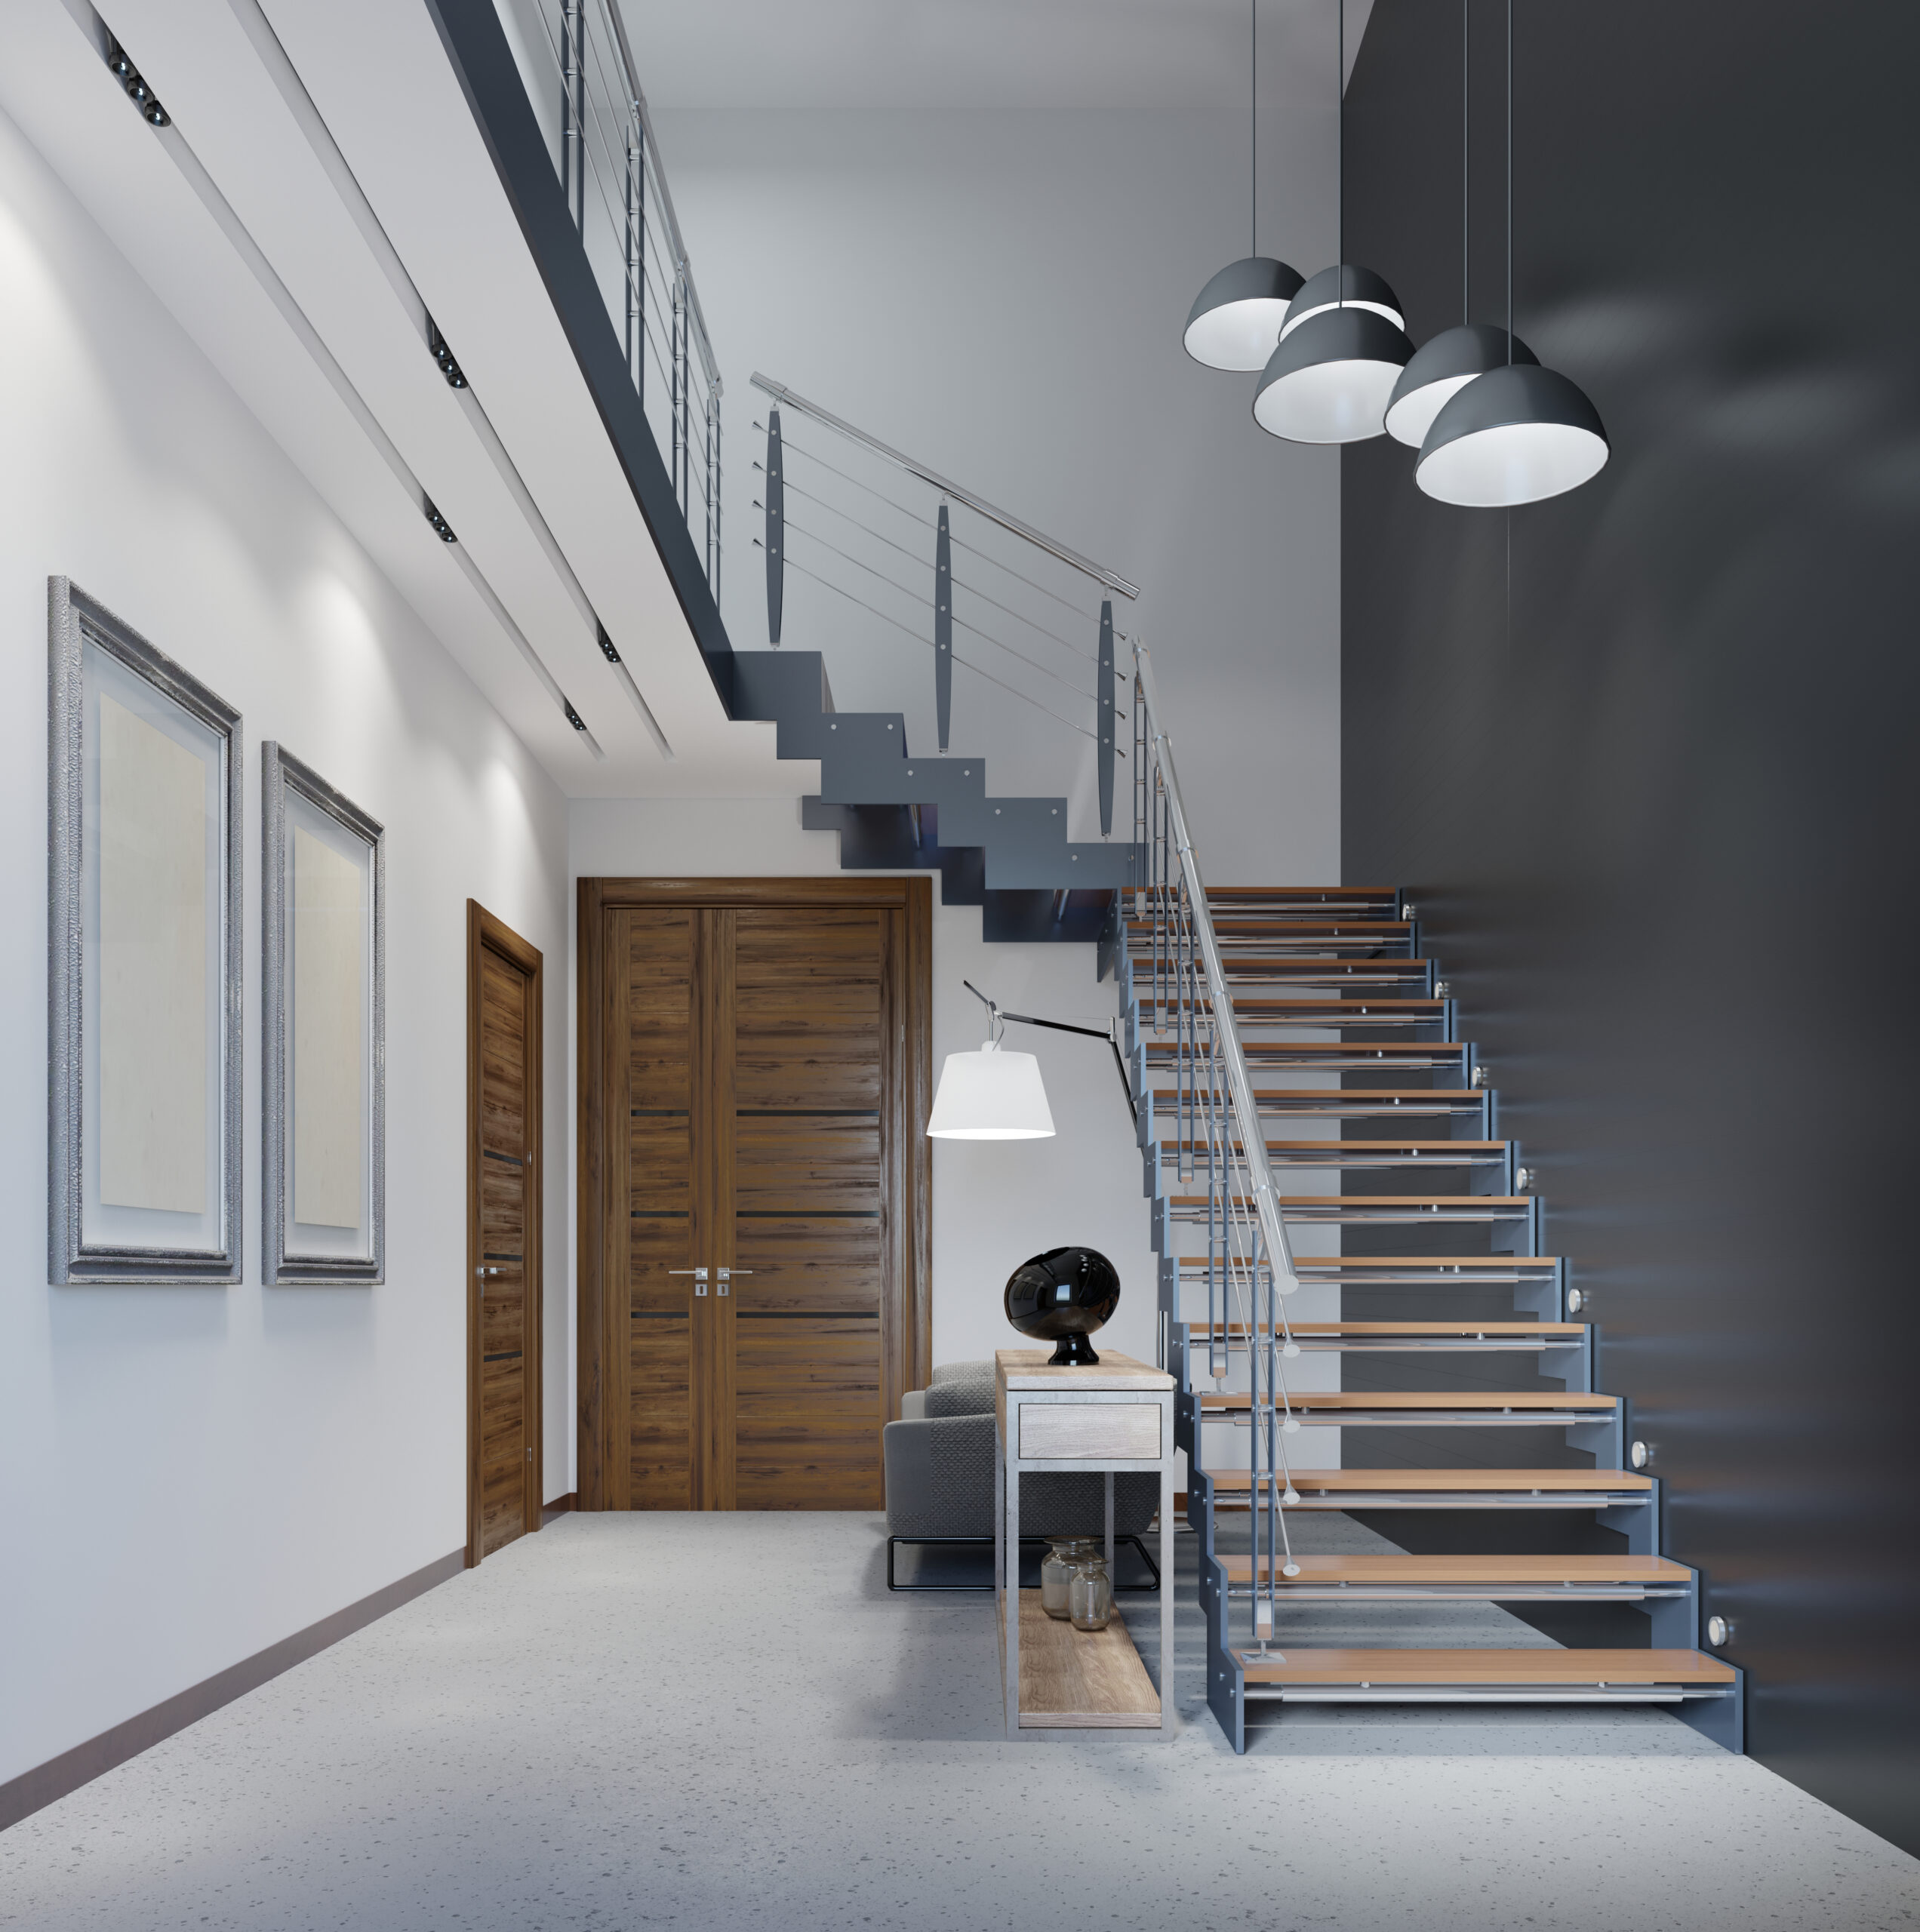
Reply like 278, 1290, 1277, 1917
520, 0, 723, 606
751, 374, 1133, 797
1132, 645, 1303, 1651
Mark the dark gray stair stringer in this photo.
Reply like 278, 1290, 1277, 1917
731, 650, 1140, 952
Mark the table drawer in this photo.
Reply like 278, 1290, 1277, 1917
1019, 1402, 1162, 1462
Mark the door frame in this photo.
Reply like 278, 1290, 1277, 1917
466, 900, 545, 1567
575, 875, 933, 1510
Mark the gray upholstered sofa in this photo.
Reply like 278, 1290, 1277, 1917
882, 1359, 1159, 1589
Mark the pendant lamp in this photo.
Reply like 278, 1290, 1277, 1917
1385, 2, 1534, 447
1253, 0, 1413, 445
1183, 2, 1303, 371
1415, 0, 1608, 504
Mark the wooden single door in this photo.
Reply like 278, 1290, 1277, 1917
579, 879, 931, 1512
467, 901, 543, 1563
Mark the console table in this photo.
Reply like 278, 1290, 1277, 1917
994, 1349, 1177, 1739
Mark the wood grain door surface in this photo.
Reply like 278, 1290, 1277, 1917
581, 879, 931, 1512
468, 903, 543, 1563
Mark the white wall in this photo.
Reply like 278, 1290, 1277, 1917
0, 104, 570, 1785
641, 80, 1343, 882
568, 799, 1155, 1409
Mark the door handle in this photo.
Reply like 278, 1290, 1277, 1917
715, 1267, 752, 1298
668, 1266, 709, 1297
476, 1266, 503, 1278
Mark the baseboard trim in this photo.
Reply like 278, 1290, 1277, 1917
0, 1546, 463, 1836
542, 1491, 577, 1524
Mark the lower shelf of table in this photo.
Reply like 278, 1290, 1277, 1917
998, 1589, 1163, 1729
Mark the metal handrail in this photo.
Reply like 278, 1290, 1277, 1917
749, 373, 1140, 600
1134, 647, 1300, 1302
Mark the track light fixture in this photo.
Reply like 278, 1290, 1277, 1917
1183, 2, 1305, 372
424, 500, 457, 543
1252, 0, 1412, 445
106, 38, 169, 128
428, 322, 468, 390
1414, 0, 1608, 505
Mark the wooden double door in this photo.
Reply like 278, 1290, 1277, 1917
578, 878, 931, 1510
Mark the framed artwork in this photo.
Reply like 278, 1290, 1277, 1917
262, 743, 385, 1286
48, 578, 243, 1285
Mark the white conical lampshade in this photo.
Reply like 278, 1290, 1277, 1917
926, 1040, 1055, 1140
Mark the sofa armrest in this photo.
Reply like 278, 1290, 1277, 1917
900, 1389, 928, 1421
883, 1412, 995, 1537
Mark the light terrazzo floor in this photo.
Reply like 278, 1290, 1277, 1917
2, 1512, 1916, 1930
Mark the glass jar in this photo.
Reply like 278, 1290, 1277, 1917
1041, 1537, 1095, 1620
1069, 1552, 1113, 1632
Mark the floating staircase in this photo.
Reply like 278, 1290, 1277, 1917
721, 386, 1742, 1754
1119, 878, 1742, 1752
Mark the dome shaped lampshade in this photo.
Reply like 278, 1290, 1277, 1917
1416, 363, 1610, 506
1253, 304, 1414, 445
1383, 325, 1537, 448
926, 1039, 1055, 1140
1278, 263, 1405, 340
1183, 256, 1306, 371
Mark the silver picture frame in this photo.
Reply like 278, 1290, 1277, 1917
48, 577, 243, 1285
262, 743, 386, 1286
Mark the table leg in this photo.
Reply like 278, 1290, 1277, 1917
1004, 1411, 1020, 1739
1160, 1414, 1174, 1733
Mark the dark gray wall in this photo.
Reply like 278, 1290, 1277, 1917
1341, 1, 1920, 1855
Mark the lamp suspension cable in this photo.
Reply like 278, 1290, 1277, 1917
1462, 0, 1469, 324
1251, 0, 1257, 256
1506, 0, 1512, 365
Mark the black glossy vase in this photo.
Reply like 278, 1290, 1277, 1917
1003, 1247, 1122, 1366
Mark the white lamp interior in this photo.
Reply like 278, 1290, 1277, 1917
1183, 298, 1293, 373
1254, 358, 1404, 445
1383, 371, 1478, 448
925, 1039, 1055, 1140
1278, 296, 1402, 340
1417, 420, 1610, 507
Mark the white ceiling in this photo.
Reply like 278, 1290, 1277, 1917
611, 0, 1374, 110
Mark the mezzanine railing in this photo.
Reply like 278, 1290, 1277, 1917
509, 0, 722, 603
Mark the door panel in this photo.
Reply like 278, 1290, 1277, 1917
581, 882, 928, 1512
614, 907, 700, 1507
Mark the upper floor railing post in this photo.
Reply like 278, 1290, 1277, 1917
562, 0, 584, 232
625, 125, 643, 397
672, 267, 688, 513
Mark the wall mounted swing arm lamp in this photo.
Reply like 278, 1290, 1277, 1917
925, 980, 1137, 1140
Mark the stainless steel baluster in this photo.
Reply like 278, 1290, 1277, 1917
562, 0, 585, 232
672, 268, 688, 513
705, 388, 718, 591
625, 127, 643, 397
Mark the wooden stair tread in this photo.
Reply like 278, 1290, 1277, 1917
1200, 1390, 1614, 1411
1235, 1648, 1736, 1687
1183, 1255, 1561, 1272
1160, 1140, 1504, 1153
1283, 1255, 1559, 1269
1195, 1321, 1582, 1336
1207, 1467, 1651, 1492
1245, 1090, 1477, 1100
1219, 1554, 1689, 1584
1205, 887, 1398, 900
